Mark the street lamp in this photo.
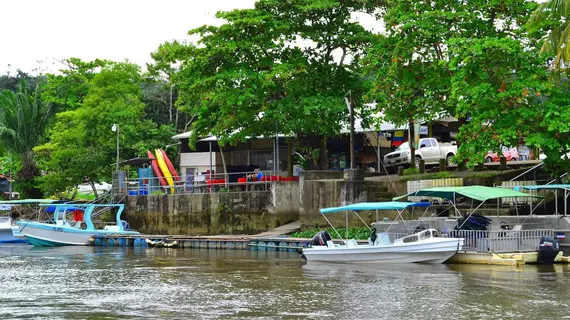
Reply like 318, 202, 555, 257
111, 124, 119, 172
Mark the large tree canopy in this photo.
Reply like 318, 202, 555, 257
162, 0, 380, 168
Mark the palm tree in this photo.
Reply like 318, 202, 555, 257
527, 0, 570, 72
0, 80, 53, 198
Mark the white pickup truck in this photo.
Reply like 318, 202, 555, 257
383, 138, 457, 168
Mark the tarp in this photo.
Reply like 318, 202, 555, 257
393, 186, 543, 202
320, 201, 430, 214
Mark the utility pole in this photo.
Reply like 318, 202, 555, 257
112, 124, 120, 172
345, 91, 355, 169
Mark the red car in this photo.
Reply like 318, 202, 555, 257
485, 147, 519, 163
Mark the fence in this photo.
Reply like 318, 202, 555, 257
121, 170, 299, 195
447, 229, 553, 253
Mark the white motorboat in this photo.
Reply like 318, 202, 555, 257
0, 216, 26, 244
17, 203, 139, 247
302, 202, 464, 263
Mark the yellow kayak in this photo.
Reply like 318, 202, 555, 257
155, 149, 175, 191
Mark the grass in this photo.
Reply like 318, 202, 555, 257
290, 227, 371, 240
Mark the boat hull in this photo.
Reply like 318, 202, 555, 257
17, 222, 139, 247
0, 227, 26, 244
302, 238, 463, 263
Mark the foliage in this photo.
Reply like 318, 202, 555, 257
36, 62, 151, 196
169, 0, 380, 168
403, 167, 419, 176
0, 80, 53, 198
527, 0, 570, 73
290, 227, 371, 240
448, 37, 550, 165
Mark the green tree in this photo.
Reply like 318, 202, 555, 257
37, 62, 168, 196
527, 0, 570, 73
365, 0, 537, 166
0, 80, 53, 198
170, 0, 378, 168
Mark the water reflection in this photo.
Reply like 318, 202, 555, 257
0, 245, 569, 319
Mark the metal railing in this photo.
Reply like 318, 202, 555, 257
122, 170, 300, 196
447, 229, 553, 253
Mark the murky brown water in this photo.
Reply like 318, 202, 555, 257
0, 245, 569, 319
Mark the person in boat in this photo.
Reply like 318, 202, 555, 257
247, 168, 264, 182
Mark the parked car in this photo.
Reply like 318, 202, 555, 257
383, 138, 457, 168
485, 147, 519, 163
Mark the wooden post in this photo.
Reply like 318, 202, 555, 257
439, 159, 446, 172
418, 159, 425, 174
397, 166, 405, 176
499, 156, 507, 171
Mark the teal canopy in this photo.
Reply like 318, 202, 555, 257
320, 201, 430, 214
393, 185, 542, 202
517, 184, 570, 191
0, 199, 57, 204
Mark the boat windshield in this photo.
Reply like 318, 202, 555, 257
403, 234, 419, 243
419, 230, 432, 240
431, 230, 439, 237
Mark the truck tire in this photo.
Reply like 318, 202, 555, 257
446, 154, 454, 166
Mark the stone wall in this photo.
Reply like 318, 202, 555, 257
125, 182, 300, 235
299, 170, 405, 229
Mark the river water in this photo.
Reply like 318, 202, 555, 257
0, 245, 569, 319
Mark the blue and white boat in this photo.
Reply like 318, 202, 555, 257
16, 203, 139, 247
0, 216, 26, 243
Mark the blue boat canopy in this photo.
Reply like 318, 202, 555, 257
320, 201, 430, 214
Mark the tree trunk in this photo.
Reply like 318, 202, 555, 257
89, 179, 99, 198
456, 116, 468, 169
318, 136, 329, 170
169, 83, 174, 123
219, 145, 228, 188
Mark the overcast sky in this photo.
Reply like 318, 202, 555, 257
0, 0, 258, 75
1, 0, 381, 76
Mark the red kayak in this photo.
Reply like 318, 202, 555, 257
147, 150, 168, 187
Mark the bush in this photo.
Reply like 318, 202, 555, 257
290, 227, 371, 240
403, 167, 419, 175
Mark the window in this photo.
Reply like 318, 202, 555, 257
403, 234, 419, 243
430, 138, 438, 146
419, 230, 431, 240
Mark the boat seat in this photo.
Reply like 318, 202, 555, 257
73, 221, 82, 229
103, 225, 121, 232
345, 239, 358, 248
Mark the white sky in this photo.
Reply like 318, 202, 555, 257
0, 0, 381, 76
0, 0, 257, 75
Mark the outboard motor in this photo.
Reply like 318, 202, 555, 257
310, 231, 332, 247
538, 236, 560, 264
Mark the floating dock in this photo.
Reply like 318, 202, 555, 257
90, 234, 311, 252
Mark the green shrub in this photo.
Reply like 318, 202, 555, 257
403, 167, 419, 175
290, 227, 371, 240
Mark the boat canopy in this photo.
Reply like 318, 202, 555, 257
320, 201, 430, 214
516, 184, 570, 191
393, 186, 543, 202
0, 199, 57, 204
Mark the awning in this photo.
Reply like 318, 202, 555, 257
320, 201, 430, 214
393, 186, 543, 202
517, 184, 570, 191
0, 199, 57, 204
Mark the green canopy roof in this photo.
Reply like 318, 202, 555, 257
393, 186, 543, 202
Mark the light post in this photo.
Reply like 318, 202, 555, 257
111, 124, 119, 172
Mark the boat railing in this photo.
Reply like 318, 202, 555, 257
446, 229, 554, 253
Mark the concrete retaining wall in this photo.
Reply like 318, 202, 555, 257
125, 183, 300, 235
